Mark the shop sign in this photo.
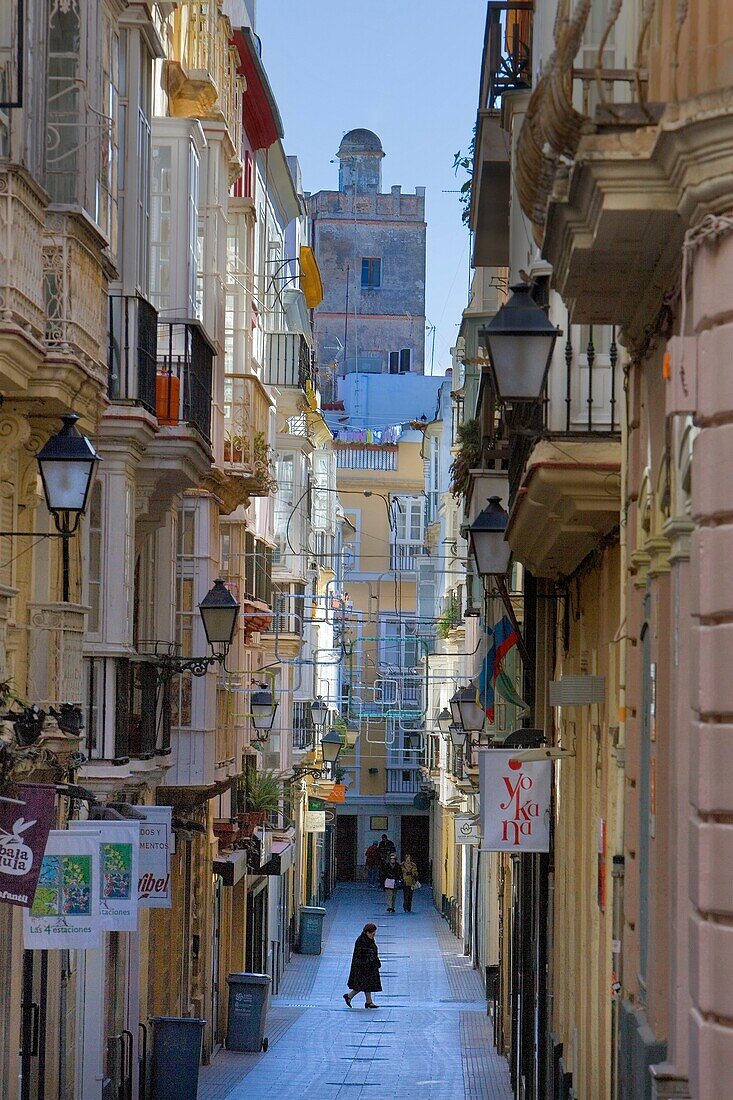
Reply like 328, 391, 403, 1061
479, 750, 551, 852
0, 783, 56, 908
69, 822, 140, 931
455, 814, 481, 845
326, 784, 346, 804
23, 830, 102, 948
135, 806, 173, 908
304, 810, 326, 833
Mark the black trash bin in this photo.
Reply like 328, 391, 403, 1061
298, 905, 326, 954
149, 1016, 205, 1100
226, 973, 271, 1052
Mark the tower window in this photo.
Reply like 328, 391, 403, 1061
361, 257, 382, 289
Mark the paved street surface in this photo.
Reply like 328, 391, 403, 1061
199, 884, 512, 1100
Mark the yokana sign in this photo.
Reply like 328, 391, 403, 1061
479, 749, 551, 852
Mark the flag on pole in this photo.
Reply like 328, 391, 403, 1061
477, 615, 520, 721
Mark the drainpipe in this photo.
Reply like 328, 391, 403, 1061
611, 361, 631, 1100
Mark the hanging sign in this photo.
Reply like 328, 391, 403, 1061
479, 750, 551, 852
136, 806, 173, 908
23, 830, 102, 948
455, 814, 481, 846
326, 784, 346, 804
69, 822, 140, 931
304, 810, 326, 833
0, 783, 57, 908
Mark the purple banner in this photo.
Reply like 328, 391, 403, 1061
0, 783, 57, 907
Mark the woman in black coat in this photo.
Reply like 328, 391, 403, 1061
343, 922, 381, 1008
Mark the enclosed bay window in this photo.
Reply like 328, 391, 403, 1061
47, 0, 119, 239
150, 119, 203, 318
391, 494, 426, 571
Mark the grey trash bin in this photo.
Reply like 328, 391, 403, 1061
149, 1016, 205, 1100
226, 973, 271, 1052
298, 905, 326, 954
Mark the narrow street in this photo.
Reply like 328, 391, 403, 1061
199, 885, 512, 1100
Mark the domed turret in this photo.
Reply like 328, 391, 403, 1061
337, 129, 384, 194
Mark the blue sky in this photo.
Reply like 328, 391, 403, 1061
256, 0, 487, 374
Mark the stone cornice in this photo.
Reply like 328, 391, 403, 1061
543, 90, 733, 346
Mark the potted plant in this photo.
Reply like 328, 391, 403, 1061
213, 820, 239, 847
237, 769, 284, 834
436, 594, 460, 638
449, 418, 482, 499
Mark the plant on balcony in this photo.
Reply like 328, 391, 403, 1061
239, 768, 284, 814
452, 131, 475, 226
251, 432, 278, 494
436, 594, 460, 639
449, 418, 482, 499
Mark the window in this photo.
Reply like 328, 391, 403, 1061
87, 481, 103, 635
379, 615, 419, 671
273, 454, 295, 564
361, 257, 381, 289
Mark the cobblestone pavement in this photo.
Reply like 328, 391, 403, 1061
198, 884, 513, 1100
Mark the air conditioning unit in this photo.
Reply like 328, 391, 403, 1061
549, 676, 605, 707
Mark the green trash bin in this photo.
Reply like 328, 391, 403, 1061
149, 1016, 205, 1100
226, 973, 271, 1052
299, 905, 326, 954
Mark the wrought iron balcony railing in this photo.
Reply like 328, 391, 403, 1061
156, 319, 214, 444
336, 445, 398, 471
485, 1, 533, 110
108, 294, 158, 414
386, 767, 422, 795
264, 331, 315, 391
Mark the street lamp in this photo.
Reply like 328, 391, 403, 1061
480, 283, 561, 403
36, 413, 100, 533
454, 681, 486, 733
449, 724, 467, 750
0, 413, 102, 602
311, 696, 329, 729
251, 684, 278, 734
449, 688, 463, 727
437, 707, 452, 737
199, 578, 239, 651
152, 580, 241, 680
468, 497, 511, 578
320, 728, 343, 768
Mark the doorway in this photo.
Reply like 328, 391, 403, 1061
335, 815, 357, 881
246, 879, 268, 974
400, 816, 430, 876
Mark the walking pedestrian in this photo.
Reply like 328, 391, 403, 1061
381, 852, 401, 912
377, 833, 396, 864
365, 841, 380, 887
343, 922, 381, 1009
401, 853, 419, 912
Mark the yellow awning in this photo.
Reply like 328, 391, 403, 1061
300, 245, 324, 309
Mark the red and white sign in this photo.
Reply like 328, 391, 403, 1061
479, 750, 551, 852
0, 784, 56, 908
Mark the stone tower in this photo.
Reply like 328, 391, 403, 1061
307, 130, 426, 388
337, 128, 385, 195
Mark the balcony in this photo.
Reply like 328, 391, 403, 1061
504, 327, 622, 578
386, 767, 422, 795
107, 295, 158, 415
223, 372, 275, 496
390, 542, 428, 573
84, 655, 171, 764
471, 2, 533, 267
156, 319, 214, 444
0, 165, 47, 386
336, 444, 398, 471
165, 1, 244, 144
264, 332, 314, 391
